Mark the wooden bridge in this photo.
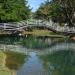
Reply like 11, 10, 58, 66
0, 20, 75, 35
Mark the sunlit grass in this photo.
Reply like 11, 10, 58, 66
23, 29, 65, 38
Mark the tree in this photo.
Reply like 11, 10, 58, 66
52, 0, 75, 26
0, 0, 31, 23
35, 0, 75, 27
34, 0, 63, 21
34, 1, 50, 20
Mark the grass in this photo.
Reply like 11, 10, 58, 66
0, 30, 10, 34
0, 28, 66, 38
22, 29, 65, 38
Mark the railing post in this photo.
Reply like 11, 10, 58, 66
17, 23, 20, 30
4, 23, 6, 30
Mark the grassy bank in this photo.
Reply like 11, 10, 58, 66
0, 29, 66, 38
22, 29, 65, 38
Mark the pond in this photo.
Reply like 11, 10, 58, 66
0, 35, 75, 75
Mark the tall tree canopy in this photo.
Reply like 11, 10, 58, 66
35, 0, 75, 27
0, 0, 31, 22
53, 0, 75, 26
34, 1, 50, 20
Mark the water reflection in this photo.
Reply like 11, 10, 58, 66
17, 52, 46, 75
4, 51, 28, 70
21, 36, 64, 49
39, 50, 75, 75
0, 35, 64, 49
0, 51, 28, 75
0, 35, 20, 44
0, 35, 75, 75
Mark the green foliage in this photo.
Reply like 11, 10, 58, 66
0, 0, 31, 22
52, 0, 75, 26
34, 1, 50, 20
35, 1, 65, 22
35, 0, 75, 26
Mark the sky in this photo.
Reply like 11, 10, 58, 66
27, 0, 46, 12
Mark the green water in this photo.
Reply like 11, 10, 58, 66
0, 35, 75, 75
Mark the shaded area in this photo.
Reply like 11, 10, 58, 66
0, 35, 20, 44
4, 51, 28, 70
20, 36, 64, 49
0, 50, 28, 75
0, 35, 64, 49
0, 51, 15, 75
21, 36, 51, 49
39, 50, 75, 75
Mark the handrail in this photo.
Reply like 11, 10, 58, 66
0, 21, 75, 34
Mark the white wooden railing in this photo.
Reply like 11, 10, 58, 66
0, 20, 75, 33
